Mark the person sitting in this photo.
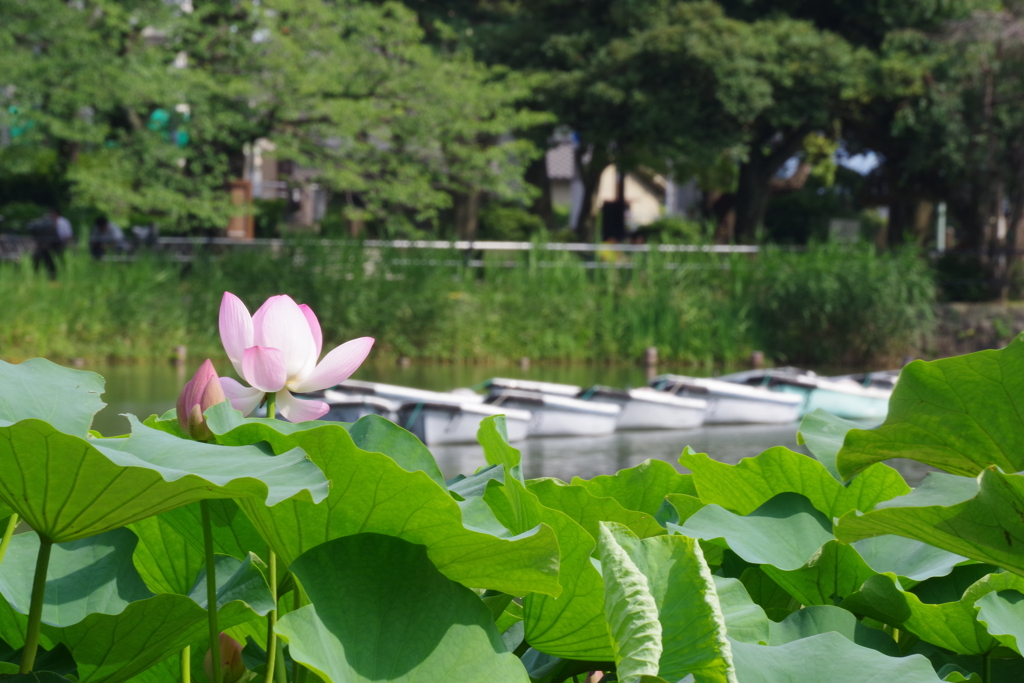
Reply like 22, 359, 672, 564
89, 215, 127, 260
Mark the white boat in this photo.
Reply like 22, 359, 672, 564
482, 377, 581, 397
829, 370, 900, 392
326, 382, 530, 445
395, 400, 532, 445
322, 394, 399, 423
487, 388, 621, 437
719, 368, 892, 421
649, 374, 803, 424
581, 386, 707, 430
332, 379, 484, 405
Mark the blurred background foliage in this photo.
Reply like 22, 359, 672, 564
0, 243, 934, 366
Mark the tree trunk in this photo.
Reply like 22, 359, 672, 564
524, 156, 556, 230
733, 162, 774, 243
453, 190, 482, 240
732, 127, 812, 243
573, 143, 608, 243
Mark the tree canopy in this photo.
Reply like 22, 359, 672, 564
2, 0, 1022, 264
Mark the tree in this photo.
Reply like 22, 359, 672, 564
0, 0, 544, 233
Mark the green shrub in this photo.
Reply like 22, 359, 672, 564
742, 244, 935, 364
0, 241, 936, 366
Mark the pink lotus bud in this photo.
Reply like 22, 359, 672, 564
203, 633, 246, 683
176, 359, 227, 441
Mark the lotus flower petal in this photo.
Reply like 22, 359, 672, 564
299, 304, 323, 359
219, 377, 264, 417
291, 337, 375, 393
276, 389, 328, 422
219, 293, 254, 377
252, 295, 317, 381
176, 359, 227, 439
242, 346, 288, 393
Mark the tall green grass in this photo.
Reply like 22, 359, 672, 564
0, 242, 934, 366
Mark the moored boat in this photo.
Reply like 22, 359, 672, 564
581, 386, 707, 430
395, 400, 532, 445
481, 377, 581, 397
326, 380, 530, 444
320, 393, 399, 423
719, 368, 892, 420
649, 374, 803, 424
486, 388, 621, 437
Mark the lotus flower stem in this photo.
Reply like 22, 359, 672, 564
266, 392, 276, 420
263, 550, 278, 683
201, 501, 222, 683
181, 646, 191, 683
19, 536, 53, 673
0, 513, 18, 566
261, 394, 279, 683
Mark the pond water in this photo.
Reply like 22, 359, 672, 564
88, 361, 933, 485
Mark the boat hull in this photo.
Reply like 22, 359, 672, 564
701, 395, 802, 424
650, 375, 802, 425
775, 385, 889, 420
398, 405, 530, 445
588, 391, 706, 430
488, 389, 621, 437
527, 408, 619, 437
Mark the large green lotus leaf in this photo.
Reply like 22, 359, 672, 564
205, 403, 446, 487
477, 418, 613, 659
448, 464, 504, 500
712, 577, 769, 645
730, 632, 946, 683
129, 500, 267, 594
186, 553, 275, 616
598, 523, 737, 683
836, 340, 1024, 479
346, 414, 447, 488
571, 459, 695, 517
665, 493, 705, 526
0, 535, 270, 683
842, 572, 1024, 655
0, 359, 105, 436
836, 469, 1024, 576
739, 567, 800, 622
127, 514, 204, 595
852, 535, 968, 582
674, 493, 834, 572
682, 447, 909, 518
276, 533, 529, 683
0, 529, 152, 627
768, 605, 899, 656
761, 540, 877, 606
527, 478, 665, 542
0, 415, 328, 543
764, 535, 967, 607
796, 409, 864, 482
975, 589, 1024, 654
208, 411, 561, 598
62, 595, 260, 683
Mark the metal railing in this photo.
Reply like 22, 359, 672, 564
155, 236, 767, 254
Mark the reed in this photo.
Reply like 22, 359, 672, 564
0, 242, 934, 366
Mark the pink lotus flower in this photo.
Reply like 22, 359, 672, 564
176, 359, 227, 441
218, 292, 374, 422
